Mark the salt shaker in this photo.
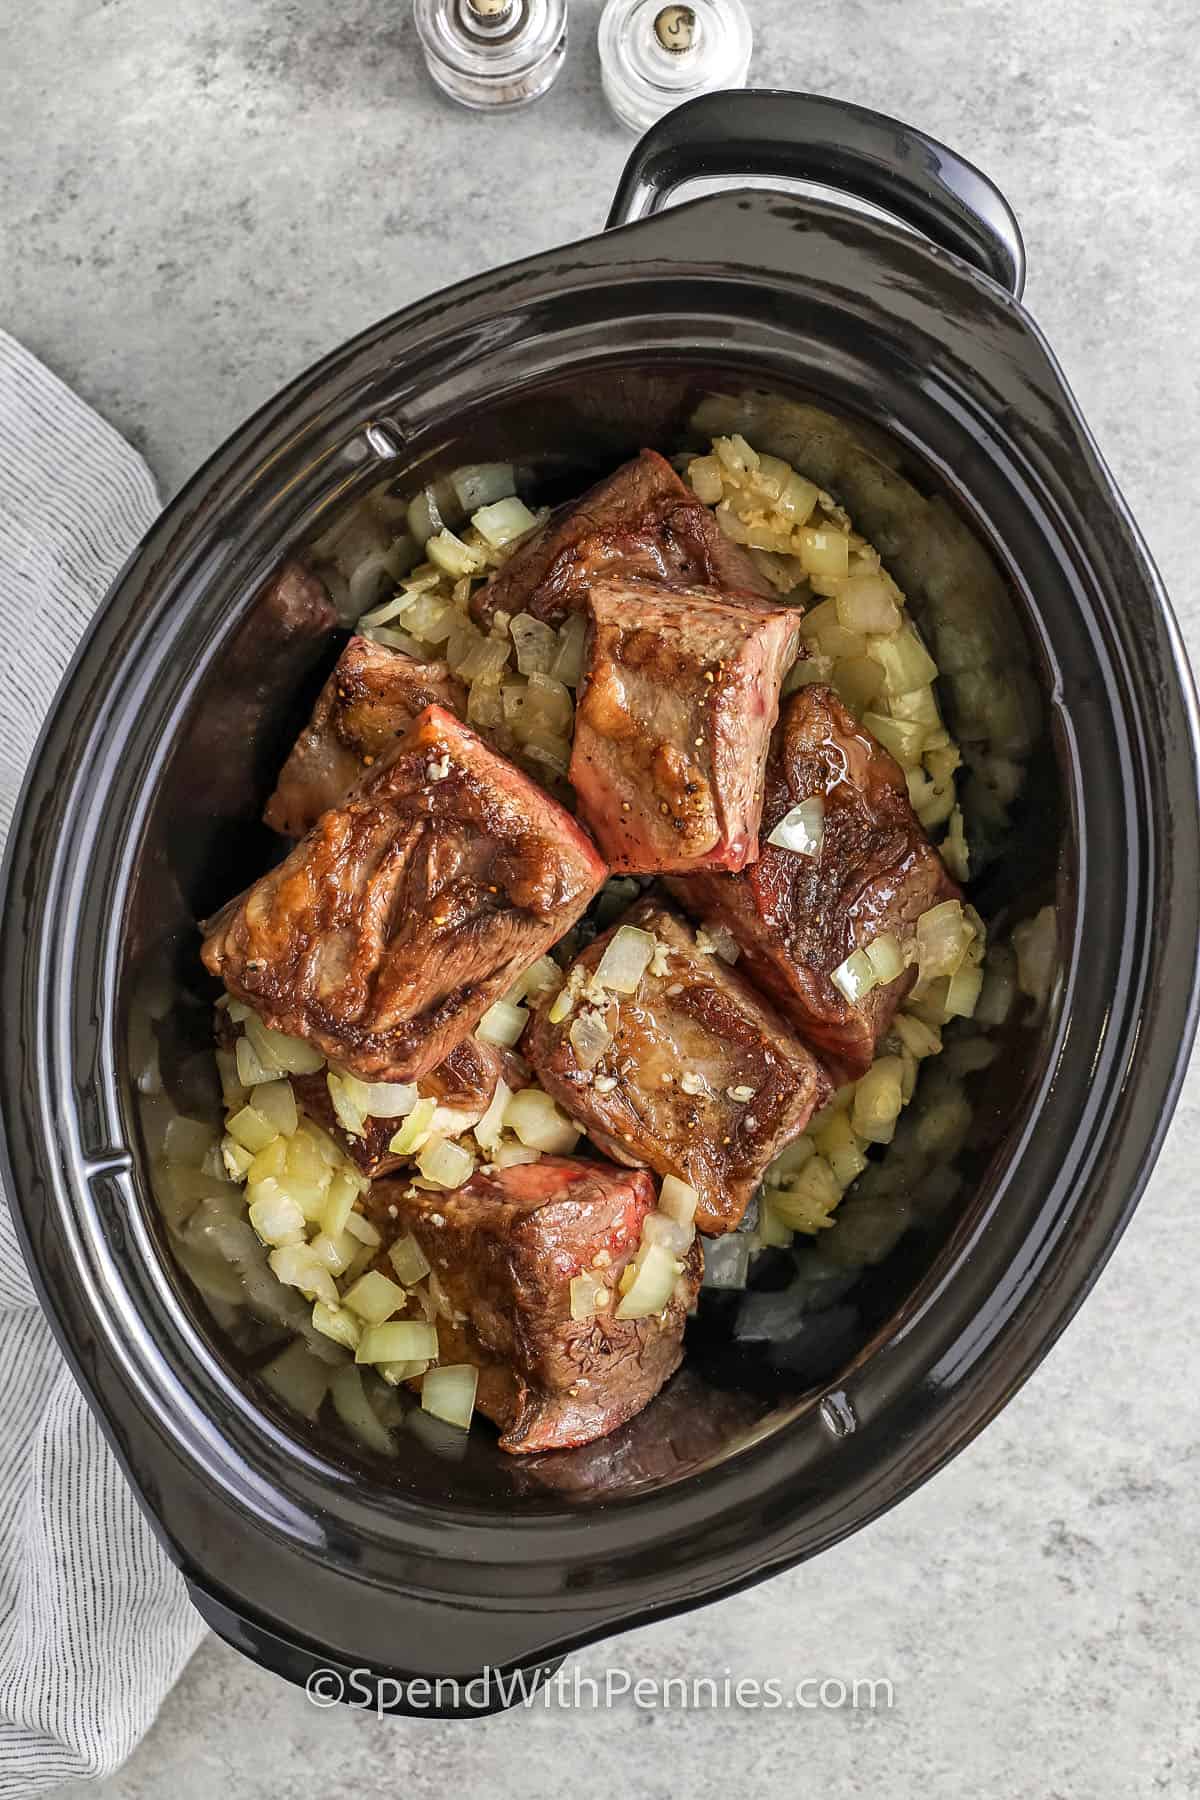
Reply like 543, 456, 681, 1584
597, 0, 753, 134
413, 0, 568, 111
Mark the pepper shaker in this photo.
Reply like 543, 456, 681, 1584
414, 0, 568, 110
597, 0, 753, 133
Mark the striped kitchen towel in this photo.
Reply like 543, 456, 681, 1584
0, 329, 206, 1795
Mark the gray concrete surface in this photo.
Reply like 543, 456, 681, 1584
2, 0, 1198, 1794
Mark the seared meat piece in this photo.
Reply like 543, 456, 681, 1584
470, 449, 772, 631
569, 577, 800, 875
292, 1035, 513, 1179
201, 705, 606, 1082
525, 900, 828, 1234
373, 1157, 701, 1454
264, 637, 465, 838
668, 685, 960, 1082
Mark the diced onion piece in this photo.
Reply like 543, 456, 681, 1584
406, 488, 444, 548
389, 1232, 432, 1287
260, 1341, 330, 1423
454, 633, 510, 683
595, 924, 657, 994
310, 1230, 356, 1276
769, 1156, 840, 1231
715, 432, 759, 475
357, 1080, 416, 1119
378, 1358, 430, 1385
476, 999, 528, 1047
752, 1197, 794, 1248
864, 932, 905, 986
421, 1363, 479, 1429
547, 984, 577, 1025
867, 624, 938, 696
504, 1088, 580, 1153
357, 1320, 439, 1365
363, 624, 432, 659
286, 1127, 332, 1191
321, 1171, 360, 1240
163, 1116, 216, 1168
894, 1012, 943, 1059
640, 1212, 695, 1257
221, 1136, 254, 1182
767, 797, 825, 856
525, 670, 574, 735
329, 1365, 394, 1455
236, 1034, 278, 1088
796, 526, 849, 579
833, 654, 884, 712
268, 1244, 339, 1309
570, 1273, 603, 1321
942, 804, 970, 882
974, 946, 1017, 1027
863, 711, 927, 768
835, 575, 901, 635
776, 470, 819, 523
343, 1211, 381, 1247
504, 955, 563, 1006
416, 1136, 476, 1189
215, 1048, 246, 1110
832, 948, 878, 1004
473, 1078, 513, 1154
889, 684, 941, 728
226, 1104, 278, 1154
615, 1241, 681, 1320
509, 612, 558, 676
687, 454, 725, 503
852, 1056, 905, 1144
312, 1301, 362, 1352
550, 612, 587, 687
493, 1141, 541, 1167
342, 1269, 408, 1325
453, 462, 515, 512
701, 1234, 751, 1290
248, 1182, 307, 1247
916, 900, 970, 980
250, 1079, 298, 1139
327, 1071, 367, 1139
471, 494, 536, 547
800, 597, 865, 661
247, 1134, 288, 1185
426, 528, 484, 580
658, 1174, 699, 1227
388, 1096, 437, 1156
568, 1009, 612, 1072
944, 962, 984, 1019
243, 1010, 325, 1075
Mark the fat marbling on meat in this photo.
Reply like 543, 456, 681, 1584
469, 448, 773, 631
525, 899, 828, 1234
371, 1157, 701, 1454
668, 684, 961, 1082
569, 576, 801, 875
201, 704, 606, 1083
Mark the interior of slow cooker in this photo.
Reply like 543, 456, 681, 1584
123, 363, 1063, 1507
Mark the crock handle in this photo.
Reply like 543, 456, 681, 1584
605, 89, 1026, 298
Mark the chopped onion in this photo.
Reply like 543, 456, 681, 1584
942, 804, 970, 882
615, 1242, 681, 1320
221, 1136, 254, 1182
388, 1096, 436, 1156
248, 1183, 307, 1248
163, 1116, 216, 1169
329, 1365, 394, 1455
268, 1245, 339, 1309
310, 1230, 356, 1277
225, 1104, 278, 1155
286, 1128, 332, 1191
453, 462, 515, 512
769, 1156, 840, 1231
493, 1141, 541, 1167
476, 999, 528, 1047
894, 1012, 942, 1059
864, 932, 905, 986
342, 1269, 408, 1325
454, 634, 510, 683
246, 1134, 286, 1186
472, 1078, 513, 1154
640, 1212, 695, 1257
312, 1301, 362, 1352
687, 454, 725, 503
363, 624, 432, 659
568, 1009, 612, 1072
471, 493, 536, 547
852, 1056, 905, 1144
421, 1363, 479, 1429
832, 948, 878, 1004
569, 1272, 604, 1321
863, 710, 927, 768
406, 488, 444, 549
426, 529, 484, 580
357, 1320, 438, 1365
835, 575, 901, 635
320, 1171, 359, 1240
359, 1080, 418, 1119
796, 526, 849, 579
715, 433, 759, 475
595, 924, 656, 994
416, 1136, 476, 1189
503, 1088, 580, 1153
550, 612, 587, 687
916, 900, 971, 979
504, 955, 563, 1006
767, 797, 825, 856
327, 1071, 367, 1139
944, 962, 984, 1019
388, 1232, 432, 1287
974, 945, 1017, 1027
235, 1033, 278, 1089
250, 1079, 298, 1139
867, 623, 938, 696
509, 612, 558, 676
343, 1210, 381, 1247
658, 1174, 699, 1227
701, 1234, 751, 1290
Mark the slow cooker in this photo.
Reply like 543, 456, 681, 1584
2, 91, 1197, 1714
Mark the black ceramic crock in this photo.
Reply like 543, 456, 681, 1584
2, 92, 1198, 1715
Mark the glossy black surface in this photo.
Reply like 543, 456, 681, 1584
1, 93, 1197, 1708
